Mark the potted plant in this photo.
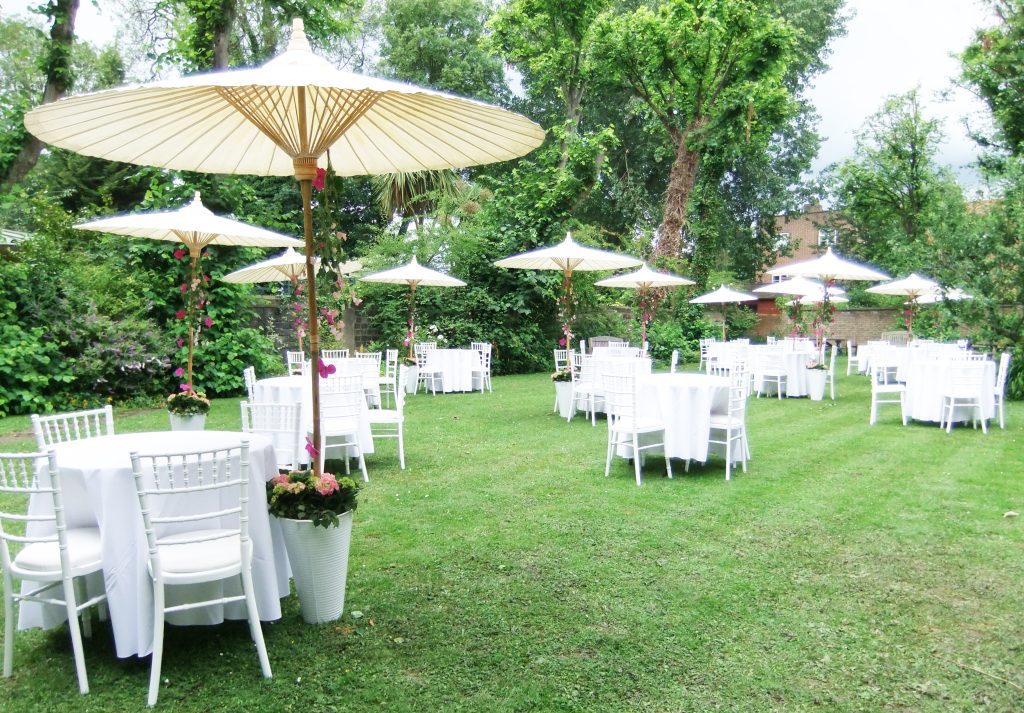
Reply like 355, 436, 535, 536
552, 367, 574, 418
403, 355, 419, 394
166, 390, 211, 430
267, 469, 360, 624
805, 358, 827, 401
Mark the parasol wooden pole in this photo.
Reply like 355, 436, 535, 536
186, 248, 200, 390
299, 175, 321, 476
408, 281, 418, 360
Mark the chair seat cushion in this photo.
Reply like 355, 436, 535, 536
320, 417, 360, 435
157, 529, 240, 575
367, 410, 402, 424
709, 415, 744, 429
611, 417, 664, 434
873, 384, 905, 393
14, 527, 103, 574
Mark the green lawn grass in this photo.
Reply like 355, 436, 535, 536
1, 363, 1021, 711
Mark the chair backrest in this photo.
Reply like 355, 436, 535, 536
553, 349, 569, 372
846, 340, 857, 358
996, 352, 1011, 393
243, 366, 257, 401
31, 405, 114, 450
355, 351, 383, 372
414, 343, 430, 369
828, 343, 838, 373
383, 349, 399, 381
766, 336, 777, 345
470, 341, 489, 352
130, 443, 250, 579
726, 369, 749, 419
240, 401, 302, 471
882, 331, 910, 347
571, 352, 594, 384
286, 351, 305, 376
670, 349, 679, 373
607, 341, 629, 349
603, 373, 638, 423
418, 342, 437, 352
871, 362, 897, 388
0, 451, 71, 577
395, 365, 409, 413
320, 375, 366, 423
948, 362, 985, 394
322, 349, 349, 360
476, 343, 492, 371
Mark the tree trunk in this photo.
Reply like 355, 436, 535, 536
557, 83, 585, 171
212, 0, 236, 69
2, 0, 80, 188
655, 121, 704, 260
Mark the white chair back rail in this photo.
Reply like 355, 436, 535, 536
241, 401, 302, 471
1, 451, 108, 694
286, 351, 305, 376
31, 406, 114, 450
603, 372, 672, 486
319, 375, 370, 481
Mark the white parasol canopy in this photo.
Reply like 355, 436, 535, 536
865, 272, 939, 301
221, 247, 354, 283
594, 263, 695, 290
495, 232, 643, 273
595, 263, 694, 344
690, 285, 758, 305
360, 256, 466, 288
690, 285, 758, 340
913, 287, 973, 305
75, 191, 302, 255
75, 191, 302, 390
786, 292, 849, 306
26, 18, 543, 476
495, 232, 641, 346
361, 257, 465, 357
753, 276, 846, 298
767, 247, 889, 282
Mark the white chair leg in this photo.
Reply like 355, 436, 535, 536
397, 425, 406, 470
357, 452, 369, 482
148, 584, 166, 706
605, 428, 615, 478
4, 572, 13, 678
724, 432, 732, 481
632, 434, 642, 486
62, 577, 89, 694
240, 569, 272, 679
900, 393, 907, 426
665, 452, 673, 479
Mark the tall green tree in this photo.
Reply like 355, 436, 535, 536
826, 90, 968, 274
587, 0, 797, 261
2, 1, 81, 188
376, 0, 508, 102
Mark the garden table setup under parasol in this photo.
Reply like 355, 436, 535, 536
26, 18, 544, 474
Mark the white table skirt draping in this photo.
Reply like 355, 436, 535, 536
254, 374, 374, 458
630, 373, 734, 462
586, 357, 652, 416
19, 431, 288, 659
748, 346, 817, 397
423, 349, 481, 393
904, 359, 996, 424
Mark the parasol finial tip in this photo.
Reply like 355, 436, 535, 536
565, 231, 573, 242
287, 18, 311, 53
192, 190, 202, 203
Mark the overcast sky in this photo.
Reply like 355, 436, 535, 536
3, 0, 997, 187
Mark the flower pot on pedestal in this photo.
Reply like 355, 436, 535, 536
806, 369, 827, 401
555, 381, 574, 418
169, 413, 207, 430
278, 511, 353, 624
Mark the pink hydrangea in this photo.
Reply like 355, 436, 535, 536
314, 472, 339, 496
271, 473, 290, 486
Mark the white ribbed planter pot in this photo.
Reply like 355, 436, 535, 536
168, 413, 206, 430
405, 366, 419, 394
278, 511, 353, 624
554, 381, 573, 418
806, 369, 827, 401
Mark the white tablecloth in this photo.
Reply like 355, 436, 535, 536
254, 375, 374, 457
748, 346, 817, 397
423, 349, 480, 393
635, 373, 731, 461
20, 431, 288, 658
904, 359, 996, 424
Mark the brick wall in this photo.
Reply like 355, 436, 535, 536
252, 296, 380, 358
750, 307, 903, 345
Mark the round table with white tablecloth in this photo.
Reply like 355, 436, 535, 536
748, 346, 817, 397
903, 358, 996, 424
633, 373, 734, 462
20, 431, 287, 658
423, 348, 481, 392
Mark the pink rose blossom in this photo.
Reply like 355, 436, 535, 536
312, 168, 327, 191
179, 383, 192, 391
173, 248, 187, 260
203, 317, 213, 328
176, 338, 184, 348
180, 283, 188, 294
175, 309, 186, 320
173, 367, 184, 377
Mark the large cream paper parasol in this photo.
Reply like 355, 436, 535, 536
222, 248, 361, 351
594, 263, 694, 344
767, 248, 888, 347
26, 19, 543, 474
75, 191, 302, 390
494, 232, 642, 346
690, 285, 758, 340
753, 276, 846, 299
865, 272, 941, 332
913, 287, 973, 305
359, 257, 466, 357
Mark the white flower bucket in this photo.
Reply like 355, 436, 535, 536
405, 365, 419, 394
806, 369, 827, 401
169, 413, 206, 430
555, 381, 574, 418
278, 511, 353, 624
